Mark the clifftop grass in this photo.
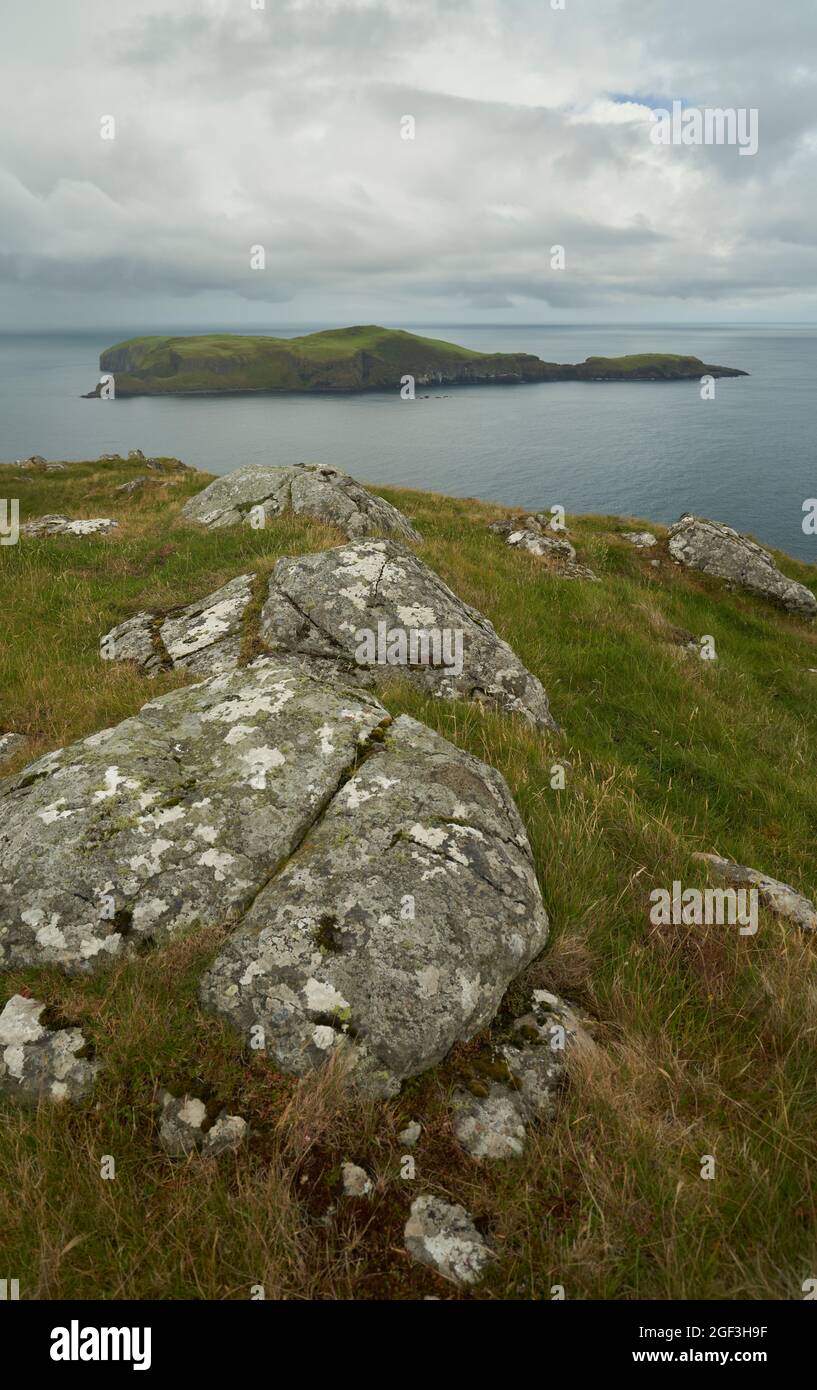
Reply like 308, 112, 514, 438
1, 455, 816, 1300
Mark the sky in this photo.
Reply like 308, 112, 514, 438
1, 0, 815, 331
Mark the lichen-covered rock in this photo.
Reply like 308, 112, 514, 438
200, 714, 549, 1097
157, 1089, 248, 1157
101, 575, 255, 679
21, 515, 118, 538
0, 733, 30, 769
404, 1195, 495, 1286
489, 516, 598, 581
0, 994, 100, 1103
259, 540, 558, 729
115, 477, 147, 495
667, 515, 817, 617
694, 853, 817, 931
0, 659, 390, 973
181, 462, 419, 541
452, 991, 592, 1160
398, 1120, 422, 1148
341, 1162, 373, 1196
622, 531, 657, 548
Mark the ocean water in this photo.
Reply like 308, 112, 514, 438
1, 324, 815, 561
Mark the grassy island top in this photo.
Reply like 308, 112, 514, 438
89, 325, 748, 396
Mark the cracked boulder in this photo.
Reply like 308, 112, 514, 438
157, 1089, 248, 1157
404, 1195, 495, 1286
100, 574, 254, 678
0, 994, 100, 1103
181, 462, 419, 541
694, 853, 817, 932
667, 515, 817, 617
259, 540, 558, 729
200, 714, 549, 1097
21, 515, 118, 538
452, 991, 592, 1160
0, 658, 391, 973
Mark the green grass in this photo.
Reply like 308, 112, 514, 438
1, 457, 816, 1300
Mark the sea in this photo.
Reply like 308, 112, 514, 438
1, 324, 815, 561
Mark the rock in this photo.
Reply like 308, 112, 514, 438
398, 1120, 422, 1148
115, 477, 147, 495
101, 574, 254, 678
20, 515, 118, 538
341, 1162, 373, 1197
694, 853, 817, 931
145, 457, 192, 473
404, 1195, 495, 1286
259, 540, 558, 729
101, 542, 558, 729
14, 455, 48, 470
180, 462, 419, 541
128, 449, 146, 460
45, 462, 66, 472
0, 733, 30, 769
667, 515, 817, 617
200, 712, 549, 1098
489, 516, 598, 581
100, 453, 122, 461
452, 991, 592, 1160
157, 1089, 247, 1157
0, 658, 392, 973
622, 531, 657, 548
0, 994, 100, 1103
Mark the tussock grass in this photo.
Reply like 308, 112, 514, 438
1, 457, 817, 1299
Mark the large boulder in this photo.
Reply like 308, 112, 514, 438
0, 659, 390, 973
200, 714, 549, 1097
181, 462, 419, 541
259, 540, 558, 729
667, 515, 817, 617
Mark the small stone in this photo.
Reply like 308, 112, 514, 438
21, 515, 118, 538
622, 531, 657, 548
341, 1162, 373, 1196
0, 994, 100, 1104
157, 1089, 247, 1157
398, 1120, 421, 1147
404, 1195, 495, 1286
115, 477, 147, 495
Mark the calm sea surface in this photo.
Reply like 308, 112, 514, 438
1, 324, 815, 560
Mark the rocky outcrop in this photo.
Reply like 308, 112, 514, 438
0, 659, 392, 973
201, 713, 549, 1097
404, 1195, 495, 1285
101, 574, 254, 678
0, 994, 100, 1103
100, 541, 558, 729
157, 1089, 248, 1157
622, 531, 657, 548
181, 462, 419, 541
21, 515, 118, 538
667, 515, 817, 617
694, 853, 817, 931
451, 991, 592, 1160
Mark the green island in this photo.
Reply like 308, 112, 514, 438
85, 325, 748, 396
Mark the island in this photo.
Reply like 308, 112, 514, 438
84, 325, 748, 397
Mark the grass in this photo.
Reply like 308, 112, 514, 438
1, 456, 817, 1300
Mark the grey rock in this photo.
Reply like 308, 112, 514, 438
157, 1089, 248, 1157
115, 477, 147, 495
0, 658, 391, 973
489, 516, 598, 581
128, 449, 146, 460
341, 1162, 373, 1196
694, 852, 817, 931
145, 457, 192, 473
200, 713, 549, 1097
622, 531, 657, 548
21, 515, 118, 538
259, 540, 558, 729
100, 574, 254, 678
0, 733, 30, 769
404, 1195, 495, 1286
452, 991, 592, 1160
0, 994, 100, 1103
398, 1120, 422, 1147
667, 515, 817, 617
181, 462, 419, 540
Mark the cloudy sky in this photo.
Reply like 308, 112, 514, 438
1, 0, 815, 330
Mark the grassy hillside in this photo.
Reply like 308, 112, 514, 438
1, 455, 815, 1301
89, 326, 748, 396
